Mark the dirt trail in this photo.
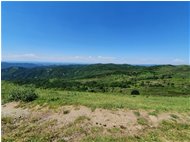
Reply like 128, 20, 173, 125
2, 102, 187, 136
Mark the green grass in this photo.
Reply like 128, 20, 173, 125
74, 116, 91, 123
133, 111, 141, 117
2, 64, 190, 97
81, 120, 190, 142
137, 117, 149, 125
148, 110, 159, 116
170, 114, 179, 119
2, 64, 190, 142
2, 81, 190, 112
2, 118, 60, 142
4, 115, 189, 142
30, 89, 190, 112
2, 116, 13, 124
2, 82, 190, 142
107, 127, 121, 133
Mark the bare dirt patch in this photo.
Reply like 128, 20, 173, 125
2, 102, 189, 141
2, 102, 30, 118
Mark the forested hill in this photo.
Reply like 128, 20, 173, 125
1, 62, 41, 69
2, 63, 189, 80
2, 64, 190, 96
2, 63, 142, 80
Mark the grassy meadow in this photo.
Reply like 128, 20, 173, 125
2, 81, 190, 112
1, 64, 190, 142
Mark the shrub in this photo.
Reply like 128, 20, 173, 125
131, 89, 140, 95
8, 87, 38, 102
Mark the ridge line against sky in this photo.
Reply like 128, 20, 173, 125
2, 1, 190, 65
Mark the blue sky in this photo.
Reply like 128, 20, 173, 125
2, 2, 190, 64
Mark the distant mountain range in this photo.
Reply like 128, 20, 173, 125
1, 62, 189, 80
1, 62, 91, 69
2, 62, 190, 96
1, 62, 42, 69
1, 61, 161, 69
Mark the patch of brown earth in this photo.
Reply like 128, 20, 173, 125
2, 102, 30, 118
2, 102, 189, 137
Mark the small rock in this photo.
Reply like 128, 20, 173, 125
120, 125, 126, 129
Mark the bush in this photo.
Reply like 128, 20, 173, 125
8, 87, 38, 102
131, 89, 140, 95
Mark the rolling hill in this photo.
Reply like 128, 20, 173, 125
2, 64, 190, 96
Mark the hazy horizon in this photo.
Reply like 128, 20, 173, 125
2, 2, 190, 65
2, 60, 189, 66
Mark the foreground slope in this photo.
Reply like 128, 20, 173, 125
1, 64, 190, 141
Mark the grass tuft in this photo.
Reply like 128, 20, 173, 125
137, 117, 149, 126
133, 111, 141, 117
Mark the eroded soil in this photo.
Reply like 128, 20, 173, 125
2, 102, 190, 142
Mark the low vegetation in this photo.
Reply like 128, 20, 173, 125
2, 64, 190, 96
2, 81, 190, 112
1, 64, 190, 141
8, 87, 38, 102
82, 120, 190, 142
137, 117, 149, 125
2, 112, 190, 142
131, 89, 140, 95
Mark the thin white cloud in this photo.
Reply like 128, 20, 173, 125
50, 55, 117, 63
4, 53, 39, 59
97, 56, 116, 60
2, 54, 117, 63
2, 54, 189, 65
172, 58, 186, 65
22, 54, 37, 57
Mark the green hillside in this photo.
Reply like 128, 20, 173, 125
2, 64, 190, 96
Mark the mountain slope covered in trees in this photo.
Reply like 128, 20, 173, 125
2, 64, 190, 96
